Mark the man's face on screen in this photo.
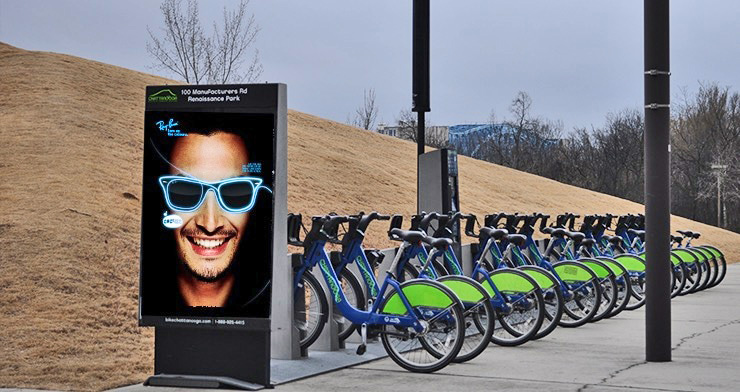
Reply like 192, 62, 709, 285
169, 132, 249, 282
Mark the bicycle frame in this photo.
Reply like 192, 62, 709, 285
294, 238, 425, 333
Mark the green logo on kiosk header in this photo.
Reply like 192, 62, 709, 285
148, 89, 178, 103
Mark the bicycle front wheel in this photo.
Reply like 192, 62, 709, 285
336, 268, 365, 342
379, 279, 466, 373
296, 272, 328, 351
479, 269, 545, 346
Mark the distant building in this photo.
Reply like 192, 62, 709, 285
376, 123, 398, 137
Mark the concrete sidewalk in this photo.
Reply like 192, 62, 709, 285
111, 263, 740, 392
281, 263, 740, 392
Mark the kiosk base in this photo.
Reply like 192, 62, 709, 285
145, 374, 266, 390
151, 324, 271, 389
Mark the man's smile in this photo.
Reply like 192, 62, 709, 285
186, 235, 235, 257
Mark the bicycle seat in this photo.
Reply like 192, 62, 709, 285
422, 235, 453, 250
692, 231, 701, 239
548, 228, 567, 237
389, 228, 425, 244
581, 238, 595, 248
677, 230, 694, 237
628, 229, 645, 236
507, 234, 527, 247
671, 235, 683, 243
565, 231, 585, 241
606, 236, 623, 245
480, 227, 508, 240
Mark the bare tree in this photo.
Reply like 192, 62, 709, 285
396, 109, 418, 142
394, 109, 448, 147
475, 91, 561, 174
352, 89, 379, 130
507, 91, 533, 169
672, 83, 740, 231
147, 0, 262, 84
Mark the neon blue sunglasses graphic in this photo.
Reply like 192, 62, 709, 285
159, 175, 269, 214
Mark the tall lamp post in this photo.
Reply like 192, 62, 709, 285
413, 0, 430, 212
644, 0, 672, 362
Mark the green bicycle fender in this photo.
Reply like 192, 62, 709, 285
437, 278, 486, 303
638, 251, 682, 267
596, 258, 628, 276
579, 260, 610, 279
481, 270, 537, 295
381, 282, 455, 315
519, 268, 557, 289
692, 247, 714, 264
553, 263, 594, 282
672, 249, 698, 264
701, 246, 725, 260
614, 255, 646, 272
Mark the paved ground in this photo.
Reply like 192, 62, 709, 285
273, 264, 740, 392
9, 264, 739, 392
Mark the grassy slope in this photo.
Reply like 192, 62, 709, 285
0, 42, 737, 391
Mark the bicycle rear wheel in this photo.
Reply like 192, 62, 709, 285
680, 259, 702, 295
671, 261, 687, 298
437, 275, 495, 363
594, 257, 632, 318
625, 272, 646, 310
702, 246, 727, 288
479, 269, 545, 346
379, 279, 466, 373
692, 249, 712, 292
577, 259, 617, 323
607, 271, 632, 317
691, 248, 714, 291
553, 261, 601, 327
518, 266, 563, 340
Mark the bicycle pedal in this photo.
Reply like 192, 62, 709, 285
356, 344, 366, 355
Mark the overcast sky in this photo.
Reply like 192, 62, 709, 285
1, 1, 739, 131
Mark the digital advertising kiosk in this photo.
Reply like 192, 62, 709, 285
140, 84, 287, 390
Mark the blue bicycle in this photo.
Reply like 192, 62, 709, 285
393, 212, 546, 346
288, 213, 467, 372
479, 213, 602, 328
328, 212, 495, 363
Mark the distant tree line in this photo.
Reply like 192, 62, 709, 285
456, 85, 739, 233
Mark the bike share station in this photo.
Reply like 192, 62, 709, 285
135, 1, 680, 389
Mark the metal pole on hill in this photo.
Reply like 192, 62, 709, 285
413, 0, 430, 212
644, 0, 672, 362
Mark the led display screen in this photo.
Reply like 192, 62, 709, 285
140, 88, 275, 326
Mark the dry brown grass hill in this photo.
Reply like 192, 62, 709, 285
0, 42, 737, 391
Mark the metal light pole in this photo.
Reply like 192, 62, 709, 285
413, 0, 430, 212
644, 0, 672, 362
